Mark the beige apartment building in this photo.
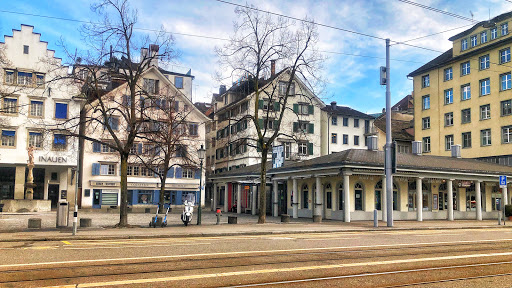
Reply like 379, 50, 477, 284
409, 11, 512, 165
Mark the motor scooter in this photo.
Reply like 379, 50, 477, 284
181, 194, 195, 226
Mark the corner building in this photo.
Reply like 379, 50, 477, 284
409, 12, 512, 165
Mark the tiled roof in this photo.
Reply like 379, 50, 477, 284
373, 117, 414, 141
321, 105, 374, 119
407, 48, 453, 77
448, 12, 512, 41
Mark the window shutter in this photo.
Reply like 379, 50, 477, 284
92, 163, 100, 175
258, 100, 263, 109
308, 123, 314, 134
308, 105, 314, 115
175, 167, 183, 178
155, 80, 160, 94
237, 122, 241, 131
293, 104, 298, 113
308, 143, 314, 155
167, 167, 174, 178
293, 122, 298, 132
257, 141, 261, 152
274, 120, 279, 129
175, 101, 180, 111
137, 143, 143, 154
258, 118, 264, 129
194, 169, 201, 179
274, 102, 280, 111
55, 103, 68, 119
93, 142, 101, 152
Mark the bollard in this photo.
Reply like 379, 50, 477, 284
216, 208, 221, 225
374, 209, 378, 227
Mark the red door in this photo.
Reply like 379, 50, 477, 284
228, 183, 233, 212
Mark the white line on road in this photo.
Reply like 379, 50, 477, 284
3, 238, 512, 270
63, 243, 211, 250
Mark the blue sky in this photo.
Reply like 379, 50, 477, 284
1, 0, 510, 113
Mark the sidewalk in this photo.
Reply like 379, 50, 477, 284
0, 210, 509, 242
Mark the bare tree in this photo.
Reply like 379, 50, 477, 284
50, 0, 177, 226
216, 6, 324, 223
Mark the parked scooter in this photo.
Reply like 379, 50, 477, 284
161, 203, 171, 227
181, 194, 195, 226
149, 204, 160, 228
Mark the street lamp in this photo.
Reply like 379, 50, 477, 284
197, 144, 206, 225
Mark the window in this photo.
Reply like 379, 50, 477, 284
503, 125, 512, 144
331, 116, 337, 126
100, 164, 115, 176
343, 134, 348, 144
30, 100, 43, 117
279, 81, 295, 96
502, 73, 512, 91
445, 112, 453, 126
462, 132, 472, 148
302, 185, 309, 209
240, 102, 248, 113
105, 116, 119, 131
53, 134, 67, 150
55, 103, 68, 119
1, 130, 15, 147
343, 117, 348, 126
471, 35, 477, 47
445, 135, 454, 151
354, 135, 359, 146
4, 70, 14, 84
353, 119, 359, 128
480, 78, 490, 95
502, 99, 512, 116
297, 103, 310, 115
143, 78, 159, 94
28, 132, 42, 148
501, 48, 511, 64
444, 89, 453, 104
461, 39, 468, 51
298, 142, 308, 155
491, 27, 498, 40
176, 145, 186, 157
17, 72, 32, 85
461, 61, 470, 76
3, 98, 17, 114
175, 76, 183, 89
224, 95, 228, 104
423, 137, 430, 153
481, 129, 492, 146
331, 133, 337, 144
422, 95, 430, 110
263, 118, 274, 130
422, 117, 430, 129
461, 108, 471, 124
182, 168, 194, 179
283, 142, 291, 159
188, 123, 198, 136
502, 23, 508, 36
480, 104, 491, 120
444, 67, 453, 81
36, 74, 44, 86
354, 183, 364, 211
23, 45, 29, 54
480, 55, 490, 70
102, 143, 116, 153
422, 75, 430, 88
461, 84, 471, 100
481, 31, 488, 43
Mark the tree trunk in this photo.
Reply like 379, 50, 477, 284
119, 154, 129, 227
159, 176, 167, 212
258, 149, 268, 224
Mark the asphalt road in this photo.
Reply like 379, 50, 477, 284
2, 228, 512, 287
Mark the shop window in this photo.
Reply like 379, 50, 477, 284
354, 183, 364, 211
302, 184, 308, 209
138, 190, 153, 204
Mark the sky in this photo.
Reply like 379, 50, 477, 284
0, 0, 510, 114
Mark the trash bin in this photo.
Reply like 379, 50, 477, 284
56, 201, 69, 227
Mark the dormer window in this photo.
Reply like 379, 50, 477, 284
491, 27, 498, 40
470, 35, 477, 47
502, 23, 509, 36
175, 76, 183, 89
481, 31, 487, 43
461, 39, 468, 51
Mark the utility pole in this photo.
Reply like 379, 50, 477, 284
385, 39, 393, 227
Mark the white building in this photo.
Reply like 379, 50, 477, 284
81, 66, 208, 209
320, 101, 375, 155
0, 25, 81, 212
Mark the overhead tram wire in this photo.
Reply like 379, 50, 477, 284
395, 0, 479, 23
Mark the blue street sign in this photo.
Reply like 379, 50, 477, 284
500, 176, 507, 188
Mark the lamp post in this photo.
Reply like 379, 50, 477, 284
197, 144, 206, 225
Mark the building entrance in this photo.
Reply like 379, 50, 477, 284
48, 184, 60, 209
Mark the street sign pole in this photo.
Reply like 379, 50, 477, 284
385, 39, 393, 227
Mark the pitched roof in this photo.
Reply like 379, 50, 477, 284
407, 48, 453, 78
321, 105, 374, 119
448, 12, 512, 41
373, 115, 414, 141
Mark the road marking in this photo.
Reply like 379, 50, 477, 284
42, 253, 512, 287
303, 238, 356, 241
23, 246, 57, 250
3, 238, 512, 269
63, 243, 211, 250
61, 241, 71, 245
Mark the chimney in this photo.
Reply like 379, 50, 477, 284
219, 85, 226, 95
451, 144, 461, 158
330, 101, 337, 109
270, 60, 276, 77
412, 141, 422, 155
149, 44, 159, 67
382, 108, 386, 113
367, 136, 378, 151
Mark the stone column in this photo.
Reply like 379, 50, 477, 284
251, 185, 257, 215
212, 183, 218, 211
314, 176, 322, 222
273, 180, 278, 217
447, 179, 454, 221
343, 173, 351, 222
417, 177, 423, 222
292, 178, 298, 218
476, 180, 482, 221
382, 176, 387, 222
223, 183, 228, 212
237, 184, 242, 214
14, 166, 26, 200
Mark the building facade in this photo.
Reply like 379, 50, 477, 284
409, 12, 512, 165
